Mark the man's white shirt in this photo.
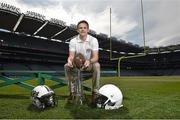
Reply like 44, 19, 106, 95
69, 34, 99, 60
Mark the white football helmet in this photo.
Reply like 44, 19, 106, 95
96, 84, 123, 110
31, 85, 57, 109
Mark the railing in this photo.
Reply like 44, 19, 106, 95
0, 70, 117, 91
0, 70, 67, 90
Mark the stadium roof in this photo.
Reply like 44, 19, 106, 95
0, 2, 179, 55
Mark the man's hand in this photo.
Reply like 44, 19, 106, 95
67, 59, 73, 67
84, 60, 91, 68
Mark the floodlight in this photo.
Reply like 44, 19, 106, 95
99, 33, 108, 38
0, 2, 20, 14
89, 29, 96, 35
50, 18, 66, 26
69, 24, 77, 30
26, 11, 45, 21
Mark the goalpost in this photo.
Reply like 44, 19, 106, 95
109, 0, 147, 80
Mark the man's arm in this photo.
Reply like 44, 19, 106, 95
90, 50, 99, 63
90, 37, 99, 63
67, 51, 75, 67
84, 50, 99, 67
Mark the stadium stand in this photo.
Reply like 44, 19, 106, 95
0, 3, 180, 76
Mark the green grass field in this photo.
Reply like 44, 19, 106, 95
0, 76, 180, 119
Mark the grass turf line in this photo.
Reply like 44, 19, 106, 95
0, 76, 180, 119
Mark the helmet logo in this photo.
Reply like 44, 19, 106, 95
32, 91, 39, 97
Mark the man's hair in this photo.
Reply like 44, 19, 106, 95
77, 20, 89, 29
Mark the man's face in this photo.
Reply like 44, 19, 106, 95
77, 23, 89, 37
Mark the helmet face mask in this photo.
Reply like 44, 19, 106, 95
106, 100, 116, 106
39, 94, 56, 107
31, 85, 57, 109
96, 95, 116, 109
96, 94, 108, 108
32, 97, 44, 109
